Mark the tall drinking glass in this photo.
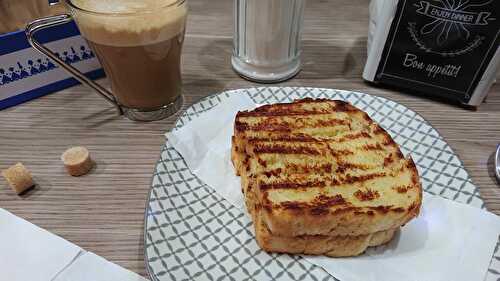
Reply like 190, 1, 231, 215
232, 0, 306, 83
26, 0, 188, 121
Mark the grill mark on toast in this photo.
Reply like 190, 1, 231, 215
407, 201, 421, 213
393, 185, 413, 193
256, 157, 396, 177
337, 131, 371, 142
240, 98, 354, 111
247, 135, 318, 142
291, 98, 348, 105
392, 207, 406, 213
259, 171, 388, 191
411, 173, 419, 185
395, 150, 404, 159
341, 172, 387, 185
374, 127, 404, 157
354, 189, 380, 201
253, 145, 322, 155
236, 118, 352, 132
331, 206, 359, 215
389, 160, 414, 175
332, 101, 357, 112
368, 205, 392, 213
361, 143, 384, 151
241, 98, 341, 115
264, 163, 333, 175
244, 131, 372, 144
265, 204, 410, 220
263, 168, 282, 177
330, 149, 354, 157
236, 101, 358, 117
362, 112, 372, 122
335, 163, 371, 173
235, 121, 291, 132
373, 125, 386, 135
366, 205, 406, 213
382, 137, 397, 146
383, 155, 395, 167
237, 110, 341, 117
278, 194, 347, 215
353, 210, 379, 216
260, 180, 326, 191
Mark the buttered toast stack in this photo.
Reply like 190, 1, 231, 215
231, 98, 422, 257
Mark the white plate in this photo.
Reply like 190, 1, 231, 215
144, 87, 499, 281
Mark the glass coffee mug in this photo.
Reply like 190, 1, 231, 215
26, 0, 188, 121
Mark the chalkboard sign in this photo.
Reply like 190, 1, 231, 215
364, 0, 500, 106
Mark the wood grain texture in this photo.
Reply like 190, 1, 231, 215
0, 0, 499, 278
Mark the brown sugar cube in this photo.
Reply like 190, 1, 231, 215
2, 163, 34, 194
61, 146, 93, 176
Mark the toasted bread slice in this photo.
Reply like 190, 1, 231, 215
232, 98, 422, 237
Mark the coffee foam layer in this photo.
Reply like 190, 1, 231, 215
70, 0, 187, 46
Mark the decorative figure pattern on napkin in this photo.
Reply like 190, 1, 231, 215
0, 45, 95, 86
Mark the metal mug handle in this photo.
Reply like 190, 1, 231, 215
25, 14, 123, 115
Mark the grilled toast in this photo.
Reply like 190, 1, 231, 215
232, 98, 422, 237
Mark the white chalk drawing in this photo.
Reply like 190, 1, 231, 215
409, 0, 496, 56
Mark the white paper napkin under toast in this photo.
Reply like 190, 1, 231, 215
0, 208, 147, 281
166, 92, 500, 281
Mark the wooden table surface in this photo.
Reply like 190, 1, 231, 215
1, 0, 499, 278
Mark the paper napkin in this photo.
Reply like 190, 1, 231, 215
167, 93, 257, 208
166, 92, 500, 281
0, 208, 147, 281
52, 252, 145, 281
